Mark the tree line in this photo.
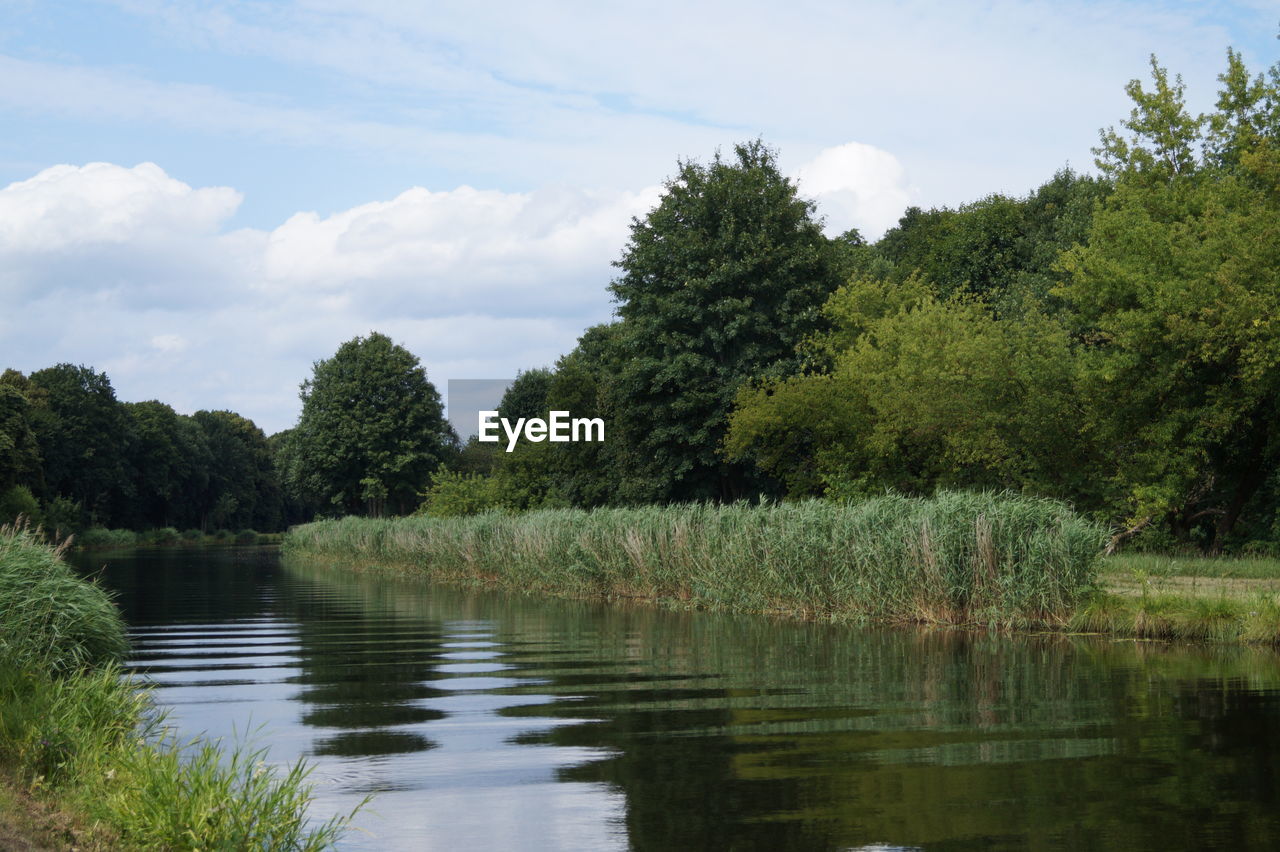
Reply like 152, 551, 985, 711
3, 48, 1278, 553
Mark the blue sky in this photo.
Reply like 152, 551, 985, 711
0, 0, 1276, 433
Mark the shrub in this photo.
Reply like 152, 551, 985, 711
43, 496, 84, 538
152, 527, 180, 546
0, 485, 41, 527
235, 529, 260, 545
77, 527, 138, 550
0, 523, 128, 673
417, 469, 510, 517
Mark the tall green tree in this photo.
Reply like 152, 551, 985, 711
122, 401, 212, 530
0, 371, 43, 496
194, 410, 280, 531
28, 364, 130, 524
497, 368, 554, 423
608, 139, 844, 502
284, 333, 452, 516
1058, 52, 1280, 550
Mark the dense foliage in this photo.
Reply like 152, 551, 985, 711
0, 366, 287, 535
279, 332, 453, 517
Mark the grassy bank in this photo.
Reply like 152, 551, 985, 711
0, 523, 356, 849
285, 491, 1107, 627
1075, 553, 1280, 643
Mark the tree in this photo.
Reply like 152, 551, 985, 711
727, 288, 1084, 501
1057, 52, 1280, 550
285, 333, 452, 516
194, 410, 280, 531
0, 371, 43, 496
497, 368, 554, 423
608, 139, 844, 502
122, 401, 211, 530
27, 364, 130, 524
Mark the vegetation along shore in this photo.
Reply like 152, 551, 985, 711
285, 493, 1280, 644
0, 523, 358, 849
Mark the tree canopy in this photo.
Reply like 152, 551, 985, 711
283, 332, 452, 516
607, 139, 844, 502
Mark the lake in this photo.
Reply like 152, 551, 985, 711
73, 546, 1280, 850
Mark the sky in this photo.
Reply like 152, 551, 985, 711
1, 0, 1276, 435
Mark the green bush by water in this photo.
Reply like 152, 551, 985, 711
286, 491, 1107, 626
0, 524, 128, 673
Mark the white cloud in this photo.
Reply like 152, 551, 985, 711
0, 161, 240, 246
260, 183, 660, 316
794, 142, 914, 240
0, 162, 253, 307
0, 162, 668, 432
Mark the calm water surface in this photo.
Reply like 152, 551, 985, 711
73, 546, 1280, 850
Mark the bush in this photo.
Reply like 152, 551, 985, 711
42, 496, 84, 538
0, 485, 41, 527
181, 528, 203, 541
0, 523, 128, 673
77, 527, 138, 550
235, 529, 260, 545
152, 527, 180, 546
417, 469, 510, 517
213, 529, 234, 542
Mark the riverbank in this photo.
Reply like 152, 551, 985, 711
284, 492, 1106, 628
0, 523, 357, 849
1083, 554, 1280, 642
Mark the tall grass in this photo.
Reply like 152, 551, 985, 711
0, 522, 360, 849
285, 491, 1107, 626
0, 663, 359, 850
0, 523, 128, 673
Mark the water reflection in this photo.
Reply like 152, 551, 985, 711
72, 547, 1280, 850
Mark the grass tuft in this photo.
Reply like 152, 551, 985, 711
0, 522, 128, 673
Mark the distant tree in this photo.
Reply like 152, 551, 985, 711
873, 169, 1110, 313
497, 368, 554, 423
28, 364, 130, 524
123, 401, 210, 529
0, 371, 43, 496
285, 333, 452, 516
194, 410, 281, 531
608, 139, 844, 502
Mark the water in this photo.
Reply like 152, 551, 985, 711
73, 546, 1280, 850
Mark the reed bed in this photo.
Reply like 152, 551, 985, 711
0, 522, 358, 849
285, 491, 1108, 626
